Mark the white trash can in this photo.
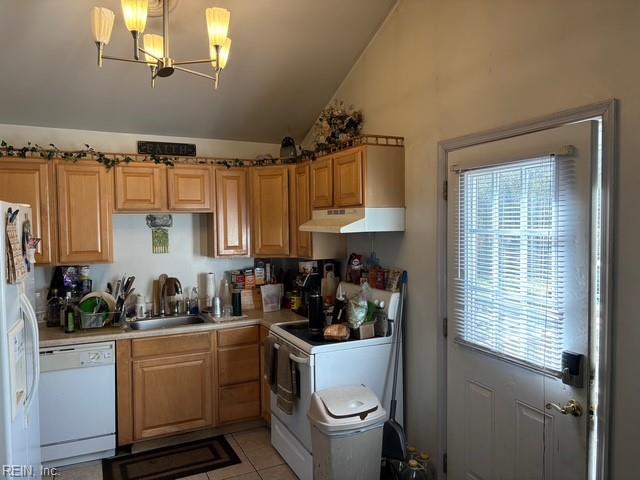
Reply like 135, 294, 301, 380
307, 384, 387, 480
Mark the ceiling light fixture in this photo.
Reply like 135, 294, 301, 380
90, 0, 232, 89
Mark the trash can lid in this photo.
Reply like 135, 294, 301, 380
307, 384, 387, 434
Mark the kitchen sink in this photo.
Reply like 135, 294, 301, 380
128, 315, 206, 330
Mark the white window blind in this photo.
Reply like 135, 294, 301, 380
453, 155, 570, 373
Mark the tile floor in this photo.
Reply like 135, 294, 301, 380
48, 426, 298, 480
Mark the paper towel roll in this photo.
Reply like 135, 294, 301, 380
206, 272, 216, 305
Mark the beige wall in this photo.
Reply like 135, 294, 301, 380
314, 0, 639, 476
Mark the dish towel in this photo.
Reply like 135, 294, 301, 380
276, 343, 296, 415
263, 335, 278, 393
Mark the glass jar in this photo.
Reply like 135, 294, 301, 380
418, 452, 437, 480
399, 460, 427, 480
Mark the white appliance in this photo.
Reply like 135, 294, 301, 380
39, 342, 116, 467
299, 207, 405, 233
0, 201, 41, 478
269, 283, 402, 480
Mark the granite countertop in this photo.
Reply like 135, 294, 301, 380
39, 308, 306, 348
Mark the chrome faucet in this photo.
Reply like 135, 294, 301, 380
160, 277, 182, 316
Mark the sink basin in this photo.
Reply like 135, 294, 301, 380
128, 315, 206, 331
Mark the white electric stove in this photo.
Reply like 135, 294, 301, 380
268, 283, 403, 480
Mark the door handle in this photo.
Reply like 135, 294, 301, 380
545, 399, 583, 417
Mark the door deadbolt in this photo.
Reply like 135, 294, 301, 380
545, 399, 583, 417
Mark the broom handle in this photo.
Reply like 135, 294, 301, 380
389, 271, 407, 420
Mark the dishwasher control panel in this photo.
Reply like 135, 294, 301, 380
40, 341, 115, 372
79, 349, 113, 366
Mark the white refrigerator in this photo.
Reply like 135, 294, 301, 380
0, 201, 41, 479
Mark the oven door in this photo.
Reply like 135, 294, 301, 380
269, 335, 315, 452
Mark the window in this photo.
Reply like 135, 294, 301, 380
454, 155, 570, 372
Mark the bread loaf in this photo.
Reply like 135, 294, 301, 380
324, 323, 350, 341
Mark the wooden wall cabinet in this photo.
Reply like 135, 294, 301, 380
117, 333, 214, 445
251, 166, 289, 256
310, 145, 404, 210
114, 163, 166, 212
213, 168, 249, 256
0, 159, 55, 264
55, 161, 113, 264
310, 157, 333, 209
167, 165, 213, 212
216, 327, 261, 424
291, 163, 312, 258
333, 148, 364, 207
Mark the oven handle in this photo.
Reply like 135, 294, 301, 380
272, 341, 310, 365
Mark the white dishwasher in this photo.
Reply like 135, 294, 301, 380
39, 341, 116, 467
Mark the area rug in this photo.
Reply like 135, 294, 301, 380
102, 435, 241, 480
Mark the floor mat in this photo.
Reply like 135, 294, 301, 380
102, 435, 241, 480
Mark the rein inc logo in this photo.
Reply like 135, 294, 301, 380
2, 465, 58, 477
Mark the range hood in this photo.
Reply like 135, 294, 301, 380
299, 207, 405, 234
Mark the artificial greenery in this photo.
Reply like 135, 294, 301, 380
313, 100, 363, 154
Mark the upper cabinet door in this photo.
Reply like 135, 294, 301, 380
294, 163, 312, 258
251, 166, 289, 256
333, 148, 364, 207
215, 168, 249, 256
167, 165, 213, 212
56, 161, 112, 264
0, 159, 55, 264
114, 163, 166, 212
310, 156, 333, 209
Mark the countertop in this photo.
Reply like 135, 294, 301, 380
38, 309, 306, 348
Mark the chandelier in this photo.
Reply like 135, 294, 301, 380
91, 0, 232, 89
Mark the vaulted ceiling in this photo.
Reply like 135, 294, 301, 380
0, 0, 395, 143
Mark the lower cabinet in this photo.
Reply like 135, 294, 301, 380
259, 326, 271, 424
132, 352, 212, 440
216, 326, 261, 424
116, 328, 264, 446
116, 332, 214, 445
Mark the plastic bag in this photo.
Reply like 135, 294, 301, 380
347, 282, 371, 328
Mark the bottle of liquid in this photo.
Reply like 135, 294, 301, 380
189, 287, 200, 315
399, 460, 427, 480
373, 300, 389, 336
418, 452, 437, 480
64, 292, 76, 333
221, 279, 232, 317
46, 289, 63, 327
406, 446, 418, 462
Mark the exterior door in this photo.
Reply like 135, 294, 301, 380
446, 121, 595, 480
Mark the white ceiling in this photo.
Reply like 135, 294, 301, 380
0, 0, 395, 143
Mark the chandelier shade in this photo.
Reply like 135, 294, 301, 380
143, 34, 164, 65
205, 7, 231, 47
121, 0, 149, 33
91, 7, 115, 44
210, 37, 231, 70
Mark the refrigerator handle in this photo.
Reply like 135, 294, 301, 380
20, 293, 40, 413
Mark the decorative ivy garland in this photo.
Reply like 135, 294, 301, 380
0, 140, 289, 169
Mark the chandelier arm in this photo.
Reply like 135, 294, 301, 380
163, 0, 170, 59
137, 47, 162, 63
102, 55, 150, 65
173, 59, 215, 66
174, 66, 216, 81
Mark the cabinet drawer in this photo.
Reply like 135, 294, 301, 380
219, 381, 261, 424
217, 326, 259, 347
218, 344, 259, 386
132, 333, 211, 358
